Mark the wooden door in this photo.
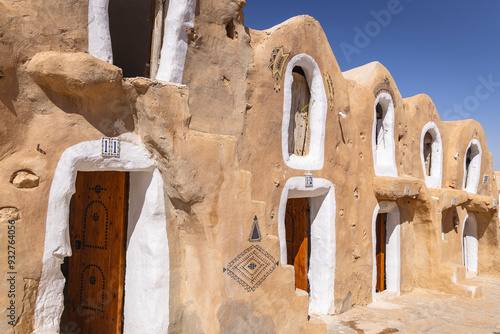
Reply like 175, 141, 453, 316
63, 171, 129, 334
285, 198, 310, 292
376, 213, 387, 292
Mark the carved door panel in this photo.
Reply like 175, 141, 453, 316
64, 171, 128, 334
285, 198, 310, 292
376, 213, 386, 292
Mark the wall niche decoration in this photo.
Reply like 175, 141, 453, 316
268, 46, 290, 93
224, 245, 278, 292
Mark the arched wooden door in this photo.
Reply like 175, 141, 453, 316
62, 171, 129, 334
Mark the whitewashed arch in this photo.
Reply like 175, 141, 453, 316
282, 54, 328, 170
462, 213, 478, 274
419, 122, 443, 188
33, 140, 169, 334
372, 93, 397, 177
88, 0, 196, 83
371, 201, 401, 301
278, 177, 335, 314
462, 139, 482, 194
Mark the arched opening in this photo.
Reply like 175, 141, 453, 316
372, 93, 397, 177
420, 122, 443, 188
288, 66, 312, 157
463, 139, 482, 193
372, 202, 400, 301
108, 0, 155, 77
462, 214, 478, 274
278, 177, 335, 314
33, 141, 169, 334
282, 54, 327, 170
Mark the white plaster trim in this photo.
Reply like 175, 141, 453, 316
372, 93, 397, 177
282, 54, 328, 170
155, 0, 196, 83
462, 139, 482, 194
462, 213, 478, 273
419, 122, 443, 188
371, 202, 401, 302
88, 0, 113, 63
33, 141, 169, 334
278, 177, 335, 314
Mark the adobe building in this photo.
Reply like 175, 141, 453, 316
1, 0, 499, 333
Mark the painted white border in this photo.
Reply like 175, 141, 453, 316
156, 0, 196, 83
419, 122, 443, 188
462, 139, 482, 194
33, 141, 169, 334
88, 0, 196, 83
88, 0, 113, 63
282, 54, 328, 170
372, 93, 397, 177
462, 213, 478, 274
371, 202, 401, 301
278, 177, 335, 314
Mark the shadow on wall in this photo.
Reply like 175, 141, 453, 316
38, 84, 135, 137
0, 67, 19, 115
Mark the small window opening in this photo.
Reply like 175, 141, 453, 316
464, 148, 472, 189
288, 66, 312, 157
423, 132, 433, 176
375, 103, 384, 147
225, 19, 237, 39
109, 0, 155, 77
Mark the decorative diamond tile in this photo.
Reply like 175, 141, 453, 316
225, 245, 278, 292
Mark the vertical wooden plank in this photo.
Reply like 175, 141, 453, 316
149, 0, 164, 79
64, 171, 128, 334
376, 213, 386, 292
285, 198, 309, 292
289, 71, 311, 156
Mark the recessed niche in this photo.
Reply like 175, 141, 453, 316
11, 170, 39, 189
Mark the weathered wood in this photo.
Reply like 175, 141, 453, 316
285, 198, 309, 292
65, 171, 129, 334
150, 0, 164, 79
289, 71, 311, 156
376, 213, 386, 292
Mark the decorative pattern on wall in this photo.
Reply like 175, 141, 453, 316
373, 77, 396, 107
324, 73, 335, 111
224, 245, 278, 292
472, 129, 480, 140
268, 46, 290, 93
248, 215, 262, 242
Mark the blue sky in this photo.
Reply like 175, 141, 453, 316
243, 0, 500, 170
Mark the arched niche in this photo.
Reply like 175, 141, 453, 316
282, 54, 327, 171
462, 139, 482, 194
419, 122, 443, 188
372, 93, 397, 177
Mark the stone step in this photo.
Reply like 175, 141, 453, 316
442, 262, 482, 299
